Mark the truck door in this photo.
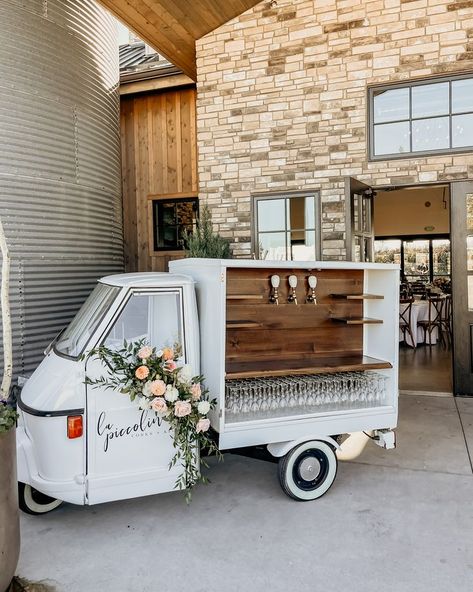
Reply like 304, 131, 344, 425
85, 289, 187, 504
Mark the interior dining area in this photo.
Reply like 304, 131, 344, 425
373, 184, 453, 394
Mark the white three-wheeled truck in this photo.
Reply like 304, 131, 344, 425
16, 259, 398, 513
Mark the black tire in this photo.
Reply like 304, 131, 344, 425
18, 483, 63, 515
278, 440, 338, 501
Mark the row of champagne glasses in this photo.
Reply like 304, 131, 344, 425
225, 372, 388, 415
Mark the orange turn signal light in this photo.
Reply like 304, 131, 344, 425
67, 415, 83, 439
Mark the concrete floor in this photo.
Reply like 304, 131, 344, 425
399, 345, 452, 394
17, 395, 473, 592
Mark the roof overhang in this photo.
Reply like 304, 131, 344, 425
120, 69, 195, 96
98, 0, 263, 80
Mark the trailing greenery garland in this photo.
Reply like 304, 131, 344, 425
85, 340, 221, 502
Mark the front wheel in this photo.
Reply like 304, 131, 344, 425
18, 483, 63, 515
278, 440, 338, 501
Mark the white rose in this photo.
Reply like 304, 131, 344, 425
156, 350, 163, 358
178, 364, 193, 384
164, 386, 179, 403
197, 400, 210, 415
138, 396, 152, 410
142, 381, 153, 398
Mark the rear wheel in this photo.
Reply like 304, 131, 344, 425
18, 483, 63, 515
278, 440, 338, 501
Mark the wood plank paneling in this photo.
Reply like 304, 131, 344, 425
225, 268, 368, 376
98, 0, 263, 79
166, 92, 178, 193
120, 86, 198, 272
180, 90, 193, 193
120, 99, 138, 271
136, 95, 152, 271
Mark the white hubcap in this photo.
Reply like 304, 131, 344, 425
298, 456, 321, 481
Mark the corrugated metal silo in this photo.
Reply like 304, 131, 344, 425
0, 0, 123, 377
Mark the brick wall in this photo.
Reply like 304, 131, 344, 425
196, 0, 473, 259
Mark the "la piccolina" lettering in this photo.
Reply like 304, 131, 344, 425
97, 410, 163, 452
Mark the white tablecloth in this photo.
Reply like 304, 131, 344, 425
399, 300, 440, 347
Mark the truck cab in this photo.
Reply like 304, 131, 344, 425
17, 273, 199, 510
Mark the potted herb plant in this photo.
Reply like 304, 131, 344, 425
183, 205, 231, 259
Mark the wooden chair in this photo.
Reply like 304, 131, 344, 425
399, 298, 416, 348
400, 282, 411, 299
418, 297, 443, 346
440, 294, 452, 347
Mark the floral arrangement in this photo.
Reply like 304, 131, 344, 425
432, 277, 452, 294
85, 340, 219, 501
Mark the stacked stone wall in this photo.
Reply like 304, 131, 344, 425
196, 0, 473, 258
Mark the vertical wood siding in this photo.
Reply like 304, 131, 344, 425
120, 87, 198, 272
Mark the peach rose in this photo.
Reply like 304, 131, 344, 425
165, 360, 177, 372
162, 347, 174, 361
174, 400, 192, 417
135, 365, 150, 380
151, 397, 168, 415
190, 383, 201, 401
150, 379, 166, 396
138, 346, 153, 360
196, 418, 210, 433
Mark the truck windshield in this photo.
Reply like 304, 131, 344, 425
55, 283, 120, 358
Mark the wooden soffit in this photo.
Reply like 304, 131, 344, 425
100, 0, 263, 80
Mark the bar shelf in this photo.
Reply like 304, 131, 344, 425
330, 293, 384, 300
330, 317, 383, 325
227, 294, 264, 300
225, 355, 392, 379
226, 320, 262, 329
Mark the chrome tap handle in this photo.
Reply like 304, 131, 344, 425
288, 275, 298, 304
270, 274, 280, 305
307, 275, 317, 304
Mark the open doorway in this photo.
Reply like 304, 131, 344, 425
373, 184, 453, 395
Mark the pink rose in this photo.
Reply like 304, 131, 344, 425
150, 379, 166, 396
162, 347, 174, 361
165, 360, 177, 372
196, 418, 210, 433
174, 400, 192, 417
138, 346, 153, 360
135, 365, 150, 380
190, 383, 201, 401
151, 397, 168, 415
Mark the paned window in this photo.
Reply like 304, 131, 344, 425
369, 75, 473, 159
253, 193, 321, 261
152, 198, 198, 251
374, 237, 451, 284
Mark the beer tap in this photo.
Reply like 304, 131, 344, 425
269, 274, 280, 305
306, 275, 317, 304
288, 275, 298, 304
